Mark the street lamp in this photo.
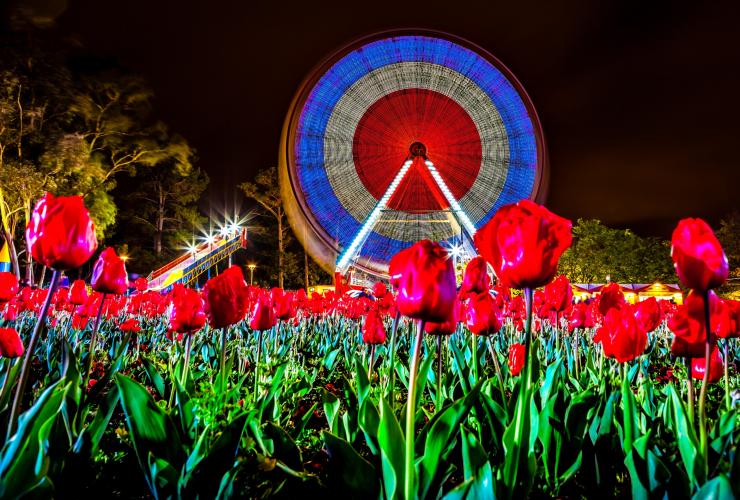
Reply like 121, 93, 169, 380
247, 263, 256, 285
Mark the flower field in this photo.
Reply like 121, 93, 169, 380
0, 194, 738, 499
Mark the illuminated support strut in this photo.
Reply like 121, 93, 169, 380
336, 142, 479, 275
336, 159, 413, 272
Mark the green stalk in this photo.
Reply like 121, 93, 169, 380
436, 335, 443, 409
253, 330, 263, 399
404, 319, 425, 500
685, 357, 695, 425
181, 334, 192, 386
471, 333, 478, 383
387, 311, 400, 401
487, 338, 507, 407
83, 292, 107, 392
724, 340, 730, 411
697, 290, 712, 479
7, 269, 60, 440
622, 363, 634, 454
220, 327, 228, 400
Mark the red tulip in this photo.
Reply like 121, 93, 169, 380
712, 298, 735, 339
466, 291, 503, 335
634, 297, 662, 334
203, 265, 249, 329
425, 299, 460, 336
508, 343, 525, 376
0, 327, 23, 358
460, 256, 490, 295
593, 305, 647, 363
119, 318, 142, 334
668, 290, 721, 357
274, 291, 296, 320
671, 218, 728, 292
0, 272, 19, 303
91, 247, 129, 295
25, 192, 98, 270
395, 240, 456, 323
4, 303, 19, 322
250, 293, 276, 331
474, 200, 572, 289
69, 279, 88, 305
691, 346, 723, 383
71, 313, 89, 331
372, 281, 388, 299
134, 277, 148, 292
597, 283, 625, 316
567, 302, 587, 332
362, 308, 387, 344
169, 284, 206, 334
544, 275, 572, 313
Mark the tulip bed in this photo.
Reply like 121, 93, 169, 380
0, 286, 738, 499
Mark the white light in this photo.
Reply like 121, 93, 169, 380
205, 234, 216, 245
337, 160, 413, 271
219, 226, 230, 237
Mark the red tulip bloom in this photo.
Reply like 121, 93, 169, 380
691, 346, 723, 383
508, 343, 525, 376
671, 218, 728, 292
567, 302, 587, 332
69, 279, 88, 305
203, 265, 249, 329
274, 291, 296, 320
425, 300, 459, 336
4, 302, 19, 322
372, 281, 388, 299
395, 240, 457, 323
134, 277, 148, 292
466, 291, 503, 336
668, 290, 722, 357
362, 308, 387, 344
634, 297, 662, 334
593, 305, 647, 363
91, 248, 129, 295
474, 200, 572, 289
169, 284, 206, 334
26, 192, 98, 270
460, 256, 490, 295
0, 272, 19, 303
0, 327, 24, 358
119, 318, 142, 334
597, 283, 625, 316
544, 275, 572, 313
250, 293, 276, 331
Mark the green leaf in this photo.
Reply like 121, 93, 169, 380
692, 474, 734, 500
323, 431, 380, 498
624, 431, 671, 499
115, 373, 184, 497
0, 380, 68, 499
665, 385, 704, 487
378, 397, 405, 500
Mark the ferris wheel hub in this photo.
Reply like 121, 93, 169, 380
409, 142, 428, 158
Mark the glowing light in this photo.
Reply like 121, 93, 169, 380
336, 160, 413, 271
120, 255, 129, 262
424, 160, 477, 238
205, 234, 216, 245
219, 226, 230, 237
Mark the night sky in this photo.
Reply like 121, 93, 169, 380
21, 0, 740, 236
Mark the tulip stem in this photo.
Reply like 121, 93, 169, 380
487, 339, 507, 406
574, 328, 580, 379
387, 311, 400, 402
724, 340, 730, 411
369, 344, 376, 378
220, 327, 227, 403
253, 329, 263, 400
685, 357, 695, 425
181, 334, 192, 387
471, 334, 479, 383
83, 293, 107, 393
697, 290, 712, 479
405, 319, 425, 500
7, 269, 60, 441
436, 335, 443, 409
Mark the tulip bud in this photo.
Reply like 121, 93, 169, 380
91, 248, 129, 295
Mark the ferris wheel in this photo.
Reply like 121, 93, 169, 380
279, 30, 548, 277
